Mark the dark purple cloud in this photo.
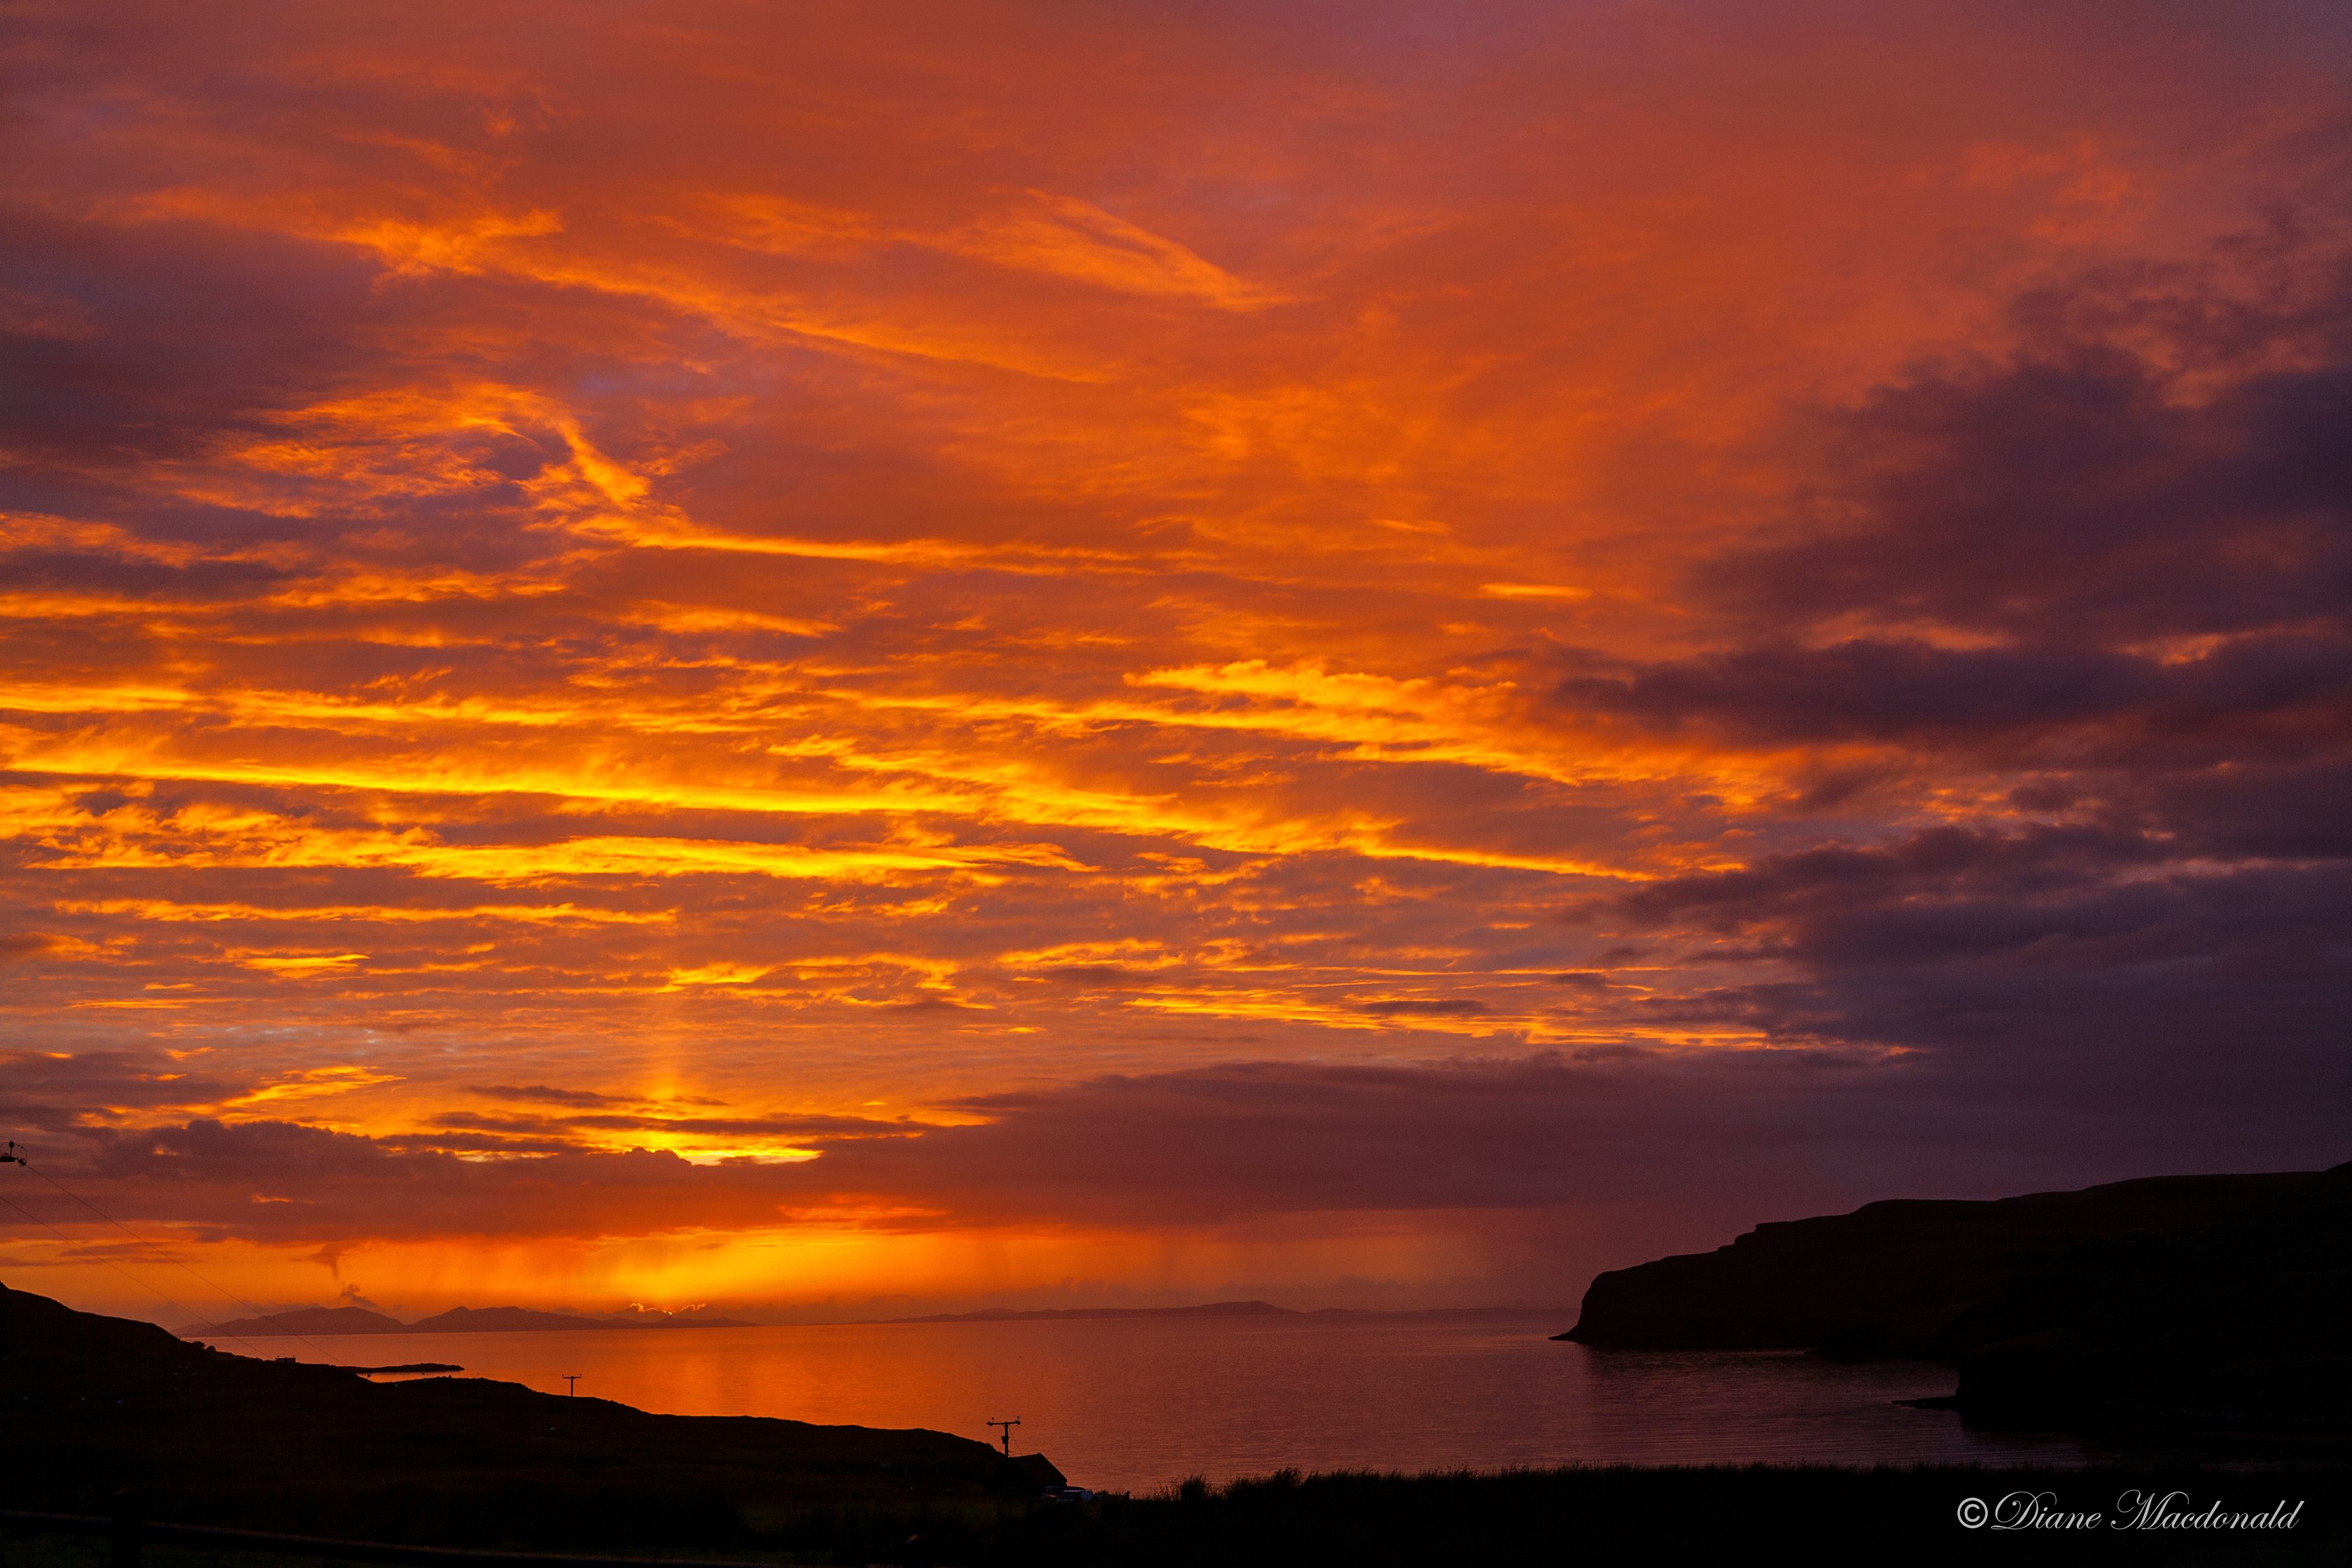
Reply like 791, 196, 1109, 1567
13, 1048, 2338, 1255
470, 1084, 631, 1108
0, 1049, 245, 1133
1533, 246, 2352, 1161
57, 1118, 804, 1242
427, 1110, 916, 1140
1716, 311, 2352, 647
1561, 242, 2352, 753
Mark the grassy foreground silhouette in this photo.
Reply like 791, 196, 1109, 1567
6, 1469, 2348, 1567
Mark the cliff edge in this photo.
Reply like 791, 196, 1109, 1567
1560, 1162, 2352, 1432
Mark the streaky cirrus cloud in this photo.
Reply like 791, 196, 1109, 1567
2, 0, 2348, 1314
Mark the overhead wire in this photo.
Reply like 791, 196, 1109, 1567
4, 1144, 347, 1364
0, 1190, 213, 1333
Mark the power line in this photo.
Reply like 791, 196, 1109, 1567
0, 1190, 211, 1332
22, 1154, 343, 1359
4, 1142, 345, 1363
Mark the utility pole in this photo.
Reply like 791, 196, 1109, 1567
562, 1374, 580, 1396
987, 1417, 1020, 1456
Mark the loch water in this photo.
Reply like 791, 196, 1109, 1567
256, 1310, 2085, 1492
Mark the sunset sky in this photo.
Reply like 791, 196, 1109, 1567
4, 1, 2348, 1322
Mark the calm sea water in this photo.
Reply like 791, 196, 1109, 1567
249, 1312, 2082, 1491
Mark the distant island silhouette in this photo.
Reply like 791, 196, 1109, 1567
180, 1302, 752, 1337
186, 1298, 1577, 1337
1559, 1161, 2351, 1434
878, 1300, 1572, 1324
886, 1298, 1298, 1323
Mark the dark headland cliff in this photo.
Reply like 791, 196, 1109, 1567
1560, 1162, 2352, 1435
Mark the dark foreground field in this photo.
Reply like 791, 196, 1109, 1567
6, 1466, 2348, 1568
8, 1282, 2344, 1565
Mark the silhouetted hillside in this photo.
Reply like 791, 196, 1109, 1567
1562, 1162, 2352, 1432
2, 1282, 1007, 1546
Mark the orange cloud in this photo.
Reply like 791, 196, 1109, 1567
4, 0, 2345, 1321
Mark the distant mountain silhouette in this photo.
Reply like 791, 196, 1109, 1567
183, 1303, 752, 1336
888, 1298, 1299, 1323
1559, 1161, 2352, 1433
410, 1305, 643, 1333
181, 1305, 407, 1336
